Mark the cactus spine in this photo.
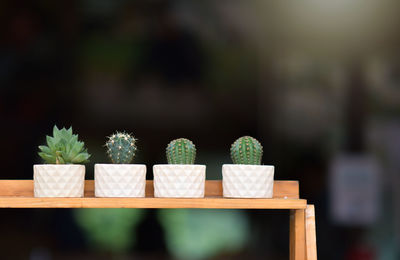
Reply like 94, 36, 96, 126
230, 136, 263, 165
166, 138, 196, 164
105, 132, 137, 164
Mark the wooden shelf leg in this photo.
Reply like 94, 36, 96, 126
290, 209, 306, 260
305, 205, 317, 260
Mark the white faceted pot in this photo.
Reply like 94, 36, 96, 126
34, 164, 85, 197
153, 164, 206, 198
222, 164, 274, 198
95, 164, 146, 197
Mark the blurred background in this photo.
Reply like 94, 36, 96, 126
1, 0, 400, 259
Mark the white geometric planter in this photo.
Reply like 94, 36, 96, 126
153, 164, 206, 198
34, 164, 85, 197
222, 164, 274, 198
94, 164, 146, 197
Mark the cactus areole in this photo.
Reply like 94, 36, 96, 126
230, 136, 263, 165
106, 132, 137, 164
166, 138, 196, 164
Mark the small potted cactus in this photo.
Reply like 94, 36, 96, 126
153, 138, 205, 198
222, 136, 274, 198
35, 125, 90, 197
94, 132, 146, 197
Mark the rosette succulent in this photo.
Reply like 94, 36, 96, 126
38, 125, 91, 164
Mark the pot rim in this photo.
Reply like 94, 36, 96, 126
34, 164, 85, 167
153, 164, 206, 167
95, 163, 146, 166
222, 164, 274, 168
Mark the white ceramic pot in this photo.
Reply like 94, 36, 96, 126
153, 164, 206, 198
222, 164, 274, 198
34, 164, 85, 197
95, 164, 146, 197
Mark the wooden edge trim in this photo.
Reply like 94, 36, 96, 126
306, 204, 317, 260
0, 180, 299, 198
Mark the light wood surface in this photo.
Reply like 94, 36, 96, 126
0, 179, 315, 259
306, 205, 318, 260
0, 180, 305, 209
290, 209, 306, 260
0, 197, 306, 209
0, 180, 300, 198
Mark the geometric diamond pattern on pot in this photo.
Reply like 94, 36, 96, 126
153, 164, 206, 198
222, 164, 274, 198
95, 164, 146, 197
34, 164, 85, 197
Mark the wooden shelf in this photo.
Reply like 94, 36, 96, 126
0, 197, 306, 209
0, 179, 316, 259
0, 180, 306, 209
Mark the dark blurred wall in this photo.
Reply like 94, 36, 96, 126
1, 0, 400, 259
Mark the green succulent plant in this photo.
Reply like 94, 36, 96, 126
230, 136, 263, 165
38, 125, 91, 164
105, 131, 137, 164
166, 138, 196, 164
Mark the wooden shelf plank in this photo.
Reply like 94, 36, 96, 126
0, 197, 306, 209
0, 180, 306, 209
0, 180, 300, 198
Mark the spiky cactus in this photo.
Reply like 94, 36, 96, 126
166, 138, 196, 164
105, 132, 137, 164
230, 136, 263, 165
38, 125, 90, 164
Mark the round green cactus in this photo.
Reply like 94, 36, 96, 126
166, 138, 196, 164
105, 132, 137, 164
230, 136, 263, 165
